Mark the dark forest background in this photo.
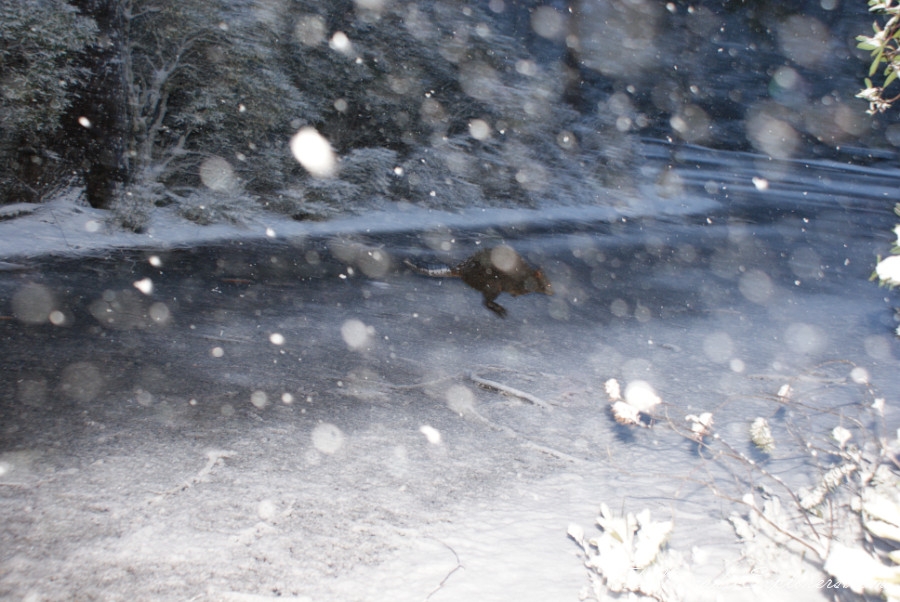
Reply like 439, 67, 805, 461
0, 0, 892, 227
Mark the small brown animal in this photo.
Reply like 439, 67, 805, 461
404, 245, 553, 318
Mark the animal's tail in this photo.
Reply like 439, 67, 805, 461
403, 258, 455, 277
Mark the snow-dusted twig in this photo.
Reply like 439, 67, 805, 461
148, 449, 235, 505
703, 432, 825, 549
426, 539, 463, 600
518, 440, 585, 464
462, 406, 584, 464
467, 372, 552, 410
388, 375, 456, 391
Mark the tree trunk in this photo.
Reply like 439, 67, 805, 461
68, 0, 128, 209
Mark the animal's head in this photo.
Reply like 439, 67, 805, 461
530, 269, 553, 295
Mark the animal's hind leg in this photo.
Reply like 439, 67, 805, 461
482, 294, 507, 318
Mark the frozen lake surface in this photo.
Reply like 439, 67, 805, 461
1, 142, 899, 601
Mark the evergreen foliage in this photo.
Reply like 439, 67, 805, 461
0, 0, 631, 219
0, 0, 96, 203
275, 1, 627, 215
857, 0, 900, 113
119, 0, 308, 194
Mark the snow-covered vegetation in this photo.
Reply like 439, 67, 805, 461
3, 0, 896, 226
0, 0, 96, 205
569, 369, 900, 602
2, 0, 634, 223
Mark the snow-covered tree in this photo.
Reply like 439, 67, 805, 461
274, 1, 629, 214
0, 0, 96, 204
5, 0, 630, 220
118, 0, 309, 204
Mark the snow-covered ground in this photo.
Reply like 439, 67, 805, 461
1, 145, 899, 601
0, 172, 712, 262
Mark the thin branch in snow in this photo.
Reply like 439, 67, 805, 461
467, 372, 552, 410
452, 399, 584, 464
426, 539, 464, 600
388, 375, 456, 391
148, 449, 235, 505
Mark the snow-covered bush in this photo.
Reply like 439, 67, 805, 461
568, 505, 681, 600
873, 203, 900, 336
586, 367, 900, 600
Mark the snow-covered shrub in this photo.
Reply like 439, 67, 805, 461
873, 203, 900, 336
719, 376, 898, 597
593, 363, 900, 599
175, 190, 259, 226
111, 186, 156, 233
339, 148, 400, 199
569, 505, 683, 601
